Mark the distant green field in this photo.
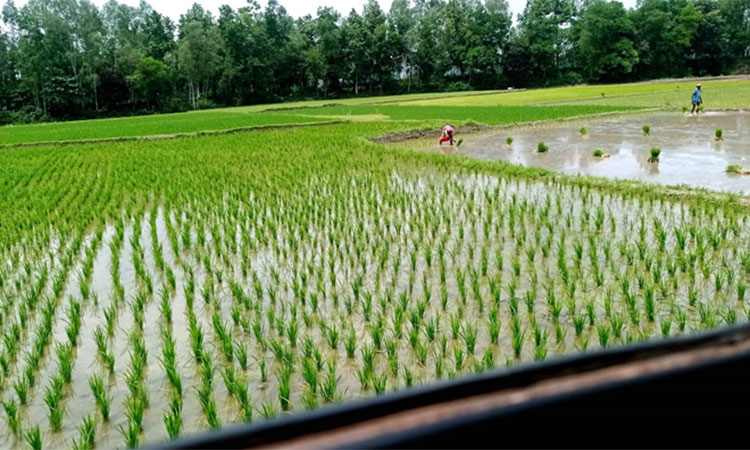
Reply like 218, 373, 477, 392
0, 111, 330, 146
403, 79, 750, 109
214, 90, 505, 113
292, 104, 640, 125
0, 103, 639, 146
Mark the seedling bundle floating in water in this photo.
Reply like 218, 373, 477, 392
648, 147, 661, 163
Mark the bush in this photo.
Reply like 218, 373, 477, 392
196, 99, 220, 110
442, 82, 472, 93
1, 105, 49, 125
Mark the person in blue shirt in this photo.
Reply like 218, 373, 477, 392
691, 83, 702, 114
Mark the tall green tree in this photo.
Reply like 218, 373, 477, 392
517, 0, 578, 84
177, 6, 220, 108
577, 0, 639, 81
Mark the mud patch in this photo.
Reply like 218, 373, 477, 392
372, 125, 492, 144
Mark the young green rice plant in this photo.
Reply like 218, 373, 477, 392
198, 383, 221, 429
714, 271, 726, 292
688, 284, 699, 306
72, 414, 97, 450
233, 376, 253, 422
13, 378, 29, 405
597, 325, 611, 348
163, 396, 182, 439
715, 128, 723, 141
3, 400, 21, 435
302, 358, 319, 394
361, 344, 376, 373
119, 421, 140, 448
57, 342, 74, 383
592, 149, 606, 158
45, 375, 65, 430
579, 127, 587, 136
488, 314, 501, 345
644, 286, 656, 322
573, 315, 586, 336
506, 136, 513, 146
660, 318, 672, 337
357, 366, 371, 391
461, 323, 478, 354
24, 425, 42, 450
537, 142, 549, 153
585, 299, 596, 326
722, 308, 738, 325
260, 403, 278, 419
642, 125, 651, 136
372, 371, 388, 395
320, 360, 339, 403
89, 374, 111, 421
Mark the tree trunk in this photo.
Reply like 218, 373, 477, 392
94, 81, 99, 112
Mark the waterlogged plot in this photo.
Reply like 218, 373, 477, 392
1, 152, 750, 447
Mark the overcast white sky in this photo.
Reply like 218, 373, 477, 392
9, 0, 639, 22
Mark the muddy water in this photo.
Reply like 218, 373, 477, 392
456, 111, 750, 193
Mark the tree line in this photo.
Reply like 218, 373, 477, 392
1, 0, 748, 123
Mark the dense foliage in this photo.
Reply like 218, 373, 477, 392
1, 0, 748, 123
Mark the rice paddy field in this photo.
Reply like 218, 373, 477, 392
2, 77, 750, 449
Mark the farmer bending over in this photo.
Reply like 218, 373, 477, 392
691, 83, 703, 114
440, 125, 455, 145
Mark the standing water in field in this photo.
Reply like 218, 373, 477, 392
457, 111, 750, 193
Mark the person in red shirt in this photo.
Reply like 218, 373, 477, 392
439, 125, 455, 145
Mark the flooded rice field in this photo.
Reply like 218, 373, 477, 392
454, 111, 750, 193
2, 166, 749, 448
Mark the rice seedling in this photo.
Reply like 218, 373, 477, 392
727, 164, 744, 174
90, 375, 112, 421
715, 128, 723, 141
648, 148, 661, 163
25, 425, 42, 450
597, 325, 611, 348
506, 137, 513, 146
642, 125, 651, 135
537, 142, 549, 153
119, 422, 140, 448
3, 400, 21, 435
72, 415, 97, 450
